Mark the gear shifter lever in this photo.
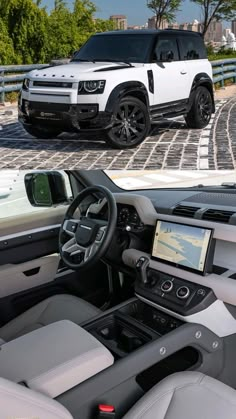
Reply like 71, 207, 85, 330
136, 256, 150, 285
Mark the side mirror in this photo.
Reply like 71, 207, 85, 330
160, 50, 174, 62
72, 50, 78, 59
24, 171, 69, 207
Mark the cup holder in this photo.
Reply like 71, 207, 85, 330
95, 316, 150, 355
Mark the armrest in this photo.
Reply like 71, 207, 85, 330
0, 320, 114, 398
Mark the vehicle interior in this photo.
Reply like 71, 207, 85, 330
1, 169, 236, 418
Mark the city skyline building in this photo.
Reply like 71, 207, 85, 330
110, 15, 128, 30
108, 11, 226, 44
204, 20, 223, 43
232, 20, 236, 36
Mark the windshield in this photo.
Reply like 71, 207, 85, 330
72, 34, 153, 63
105, 170, 236, 190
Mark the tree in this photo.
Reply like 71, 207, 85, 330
46, 4, 76, 60
0, 0, 115, 64
147, 0, 182, 29
0, 17, 15, 64
0, 0, 48, 63
54, 0, 67, 10
191, 0, 236, 37
94, 18, 115, 33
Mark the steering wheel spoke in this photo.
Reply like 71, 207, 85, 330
59, 186, 117, 271
62, 237, 85, 256
63, 219, 79, 237
84, 225, 108, 261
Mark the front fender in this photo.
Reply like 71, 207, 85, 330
105, 81, 149, 113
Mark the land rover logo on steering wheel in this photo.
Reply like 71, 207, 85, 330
40, 112, 55, 117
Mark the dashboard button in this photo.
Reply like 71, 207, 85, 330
161, 280, 173, 293
197, 288, 206, 297
176, 286, 190, 299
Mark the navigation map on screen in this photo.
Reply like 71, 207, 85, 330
152, 220, 212, 272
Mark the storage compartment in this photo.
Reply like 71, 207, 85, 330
136, 346, 201, 391
84, 300, 184, 359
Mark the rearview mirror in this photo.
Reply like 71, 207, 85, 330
160, 50, 174, 62
24, 171, 69, 207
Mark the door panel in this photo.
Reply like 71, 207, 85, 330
0, 226, 60, 265
151, 36, 191, 104
0, 203, 109, 325
0, 254, 60, 298
0, 207, 66, 238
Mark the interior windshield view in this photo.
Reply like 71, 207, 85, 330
1, 169, 236, 418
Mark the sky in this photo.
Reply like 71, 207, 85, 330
42, 0, 203, 26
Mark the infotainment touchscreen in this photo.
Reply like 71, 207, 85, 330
152, 220, 214, 275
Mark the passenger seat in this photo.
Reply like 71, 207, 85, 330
1, 371, 236, 418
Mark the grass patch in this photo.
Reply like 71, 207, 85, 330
5, 91, 19, 103
209, 54, 236, 61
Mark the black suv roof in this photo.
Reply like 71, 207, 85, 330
96, 29, 202, 37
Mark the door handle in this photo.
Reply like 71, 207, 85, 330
23, 267, 40, 277
180, 70, 187, 75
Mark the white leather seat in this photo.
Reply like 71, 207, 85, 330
0, 294, 100, 342
123, 371, 236, 419
1, 371, 236, 418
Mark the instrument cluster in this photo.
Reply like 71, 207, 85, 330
117, 204, 144, 232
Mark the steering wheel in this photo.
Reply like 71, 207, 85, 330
59, 185, 117, 271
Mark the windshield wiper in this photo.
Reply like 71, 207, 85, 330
221, 182, 236, 188
72, 58, 96, 63
89, 59, 134, 67
118, 61, 133, 67
188, 183, 236, 189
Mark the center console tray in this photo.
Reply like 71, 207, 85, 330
85, 313, 157, 359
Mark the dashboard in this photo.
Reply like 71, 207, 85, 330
88, 188, 236, 314
100, 189, 236, 338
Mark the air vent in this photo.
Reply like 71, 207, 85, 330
202, 209, 235, 223
172, 205, 200, 218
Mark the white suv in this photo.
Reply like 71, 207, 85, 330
19, 29, 215, 149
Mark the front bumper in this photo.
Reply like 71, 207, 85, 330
18, 99, 112, 132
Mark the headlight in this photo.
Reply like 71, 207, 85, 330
78, 80, 106, 95
22, 78, 30, 91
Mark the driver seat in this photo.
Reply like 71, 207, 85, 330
0, 294, 100, 342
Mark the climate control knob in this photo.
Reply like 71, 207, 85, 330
176, 286, 190, 299
161, 280, 173, 293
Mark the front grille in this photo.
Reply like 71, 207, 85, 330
33, 81, 73, 88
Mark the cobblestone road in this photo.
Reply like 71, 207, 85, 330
0, 97, 234, 170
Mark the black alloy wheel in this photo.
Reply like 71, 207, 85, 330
185, 86, 213, 129
105, 96, 150, 149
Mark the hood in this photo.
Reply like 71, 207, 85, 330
29, 62, 138, 81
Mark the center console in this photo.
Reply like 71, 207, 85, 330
74, 294, 224, 419
85, 299, 183, 359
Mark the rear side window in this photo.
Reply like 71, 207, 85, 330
154, 36, 179, 61
178, 35, 207, 60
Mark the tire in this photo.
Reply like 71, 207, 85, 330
185, 86, 213, 129
105, 96, 151, 149
23, 124, 61, 139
